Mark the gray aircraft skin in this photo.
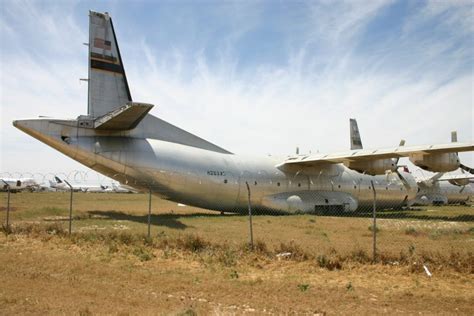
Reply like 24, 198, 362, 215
415, 182, 473, 205
414, 173, 474, 205
13, 11, 474, 214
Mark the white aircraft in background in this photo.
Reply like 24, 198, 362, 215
105, 182, 138, 193
49, 176, 108, 193
1, 178, 39, 192
413, 172, 474, 206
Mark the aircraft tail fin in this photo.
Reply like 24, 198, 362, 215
88, 11, 132, 118
451, 131, 458, 143
350, 118, 363, 150
54, 176, 63, 184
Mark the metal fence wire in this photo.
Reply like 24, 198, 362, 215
1, 170, 473, 268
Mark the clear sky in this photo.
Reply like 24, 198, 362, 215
0, 0, 473, 183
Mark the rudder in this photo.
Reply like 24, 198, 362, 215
88, 11, 132, 118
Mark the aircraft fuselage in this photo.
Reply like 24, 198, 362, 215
14, 118, 418, 213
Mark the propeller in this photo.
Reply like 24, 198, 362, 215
460, 164, 474, 174
450, 131, 473, 174
383, 139, 413, 189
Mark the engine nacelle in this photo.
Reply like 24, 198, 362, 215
344, 158, 397, 175
409, 153, 459, 172
448, 179, 470, 186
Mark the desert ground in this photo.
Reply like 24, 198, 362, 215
1, 192, 473, 315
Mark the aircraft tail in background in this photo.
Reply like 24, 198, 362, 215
349, 118, 363, 150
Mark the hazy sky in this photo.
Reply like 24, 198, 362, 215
0, 0, 473, 183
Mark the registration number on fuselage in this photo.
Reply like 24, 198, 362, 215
207, 171, 226, 176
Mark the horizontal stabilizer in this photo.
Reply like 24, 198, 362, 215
94, 102, 154, 130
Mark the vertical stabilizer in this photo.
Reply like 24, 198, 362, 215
88, 11, 132, 118
350, 118, 363, 150
451, 131, 458, 143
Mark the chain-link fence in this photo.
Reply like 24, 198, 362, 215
1, 170, 473, 271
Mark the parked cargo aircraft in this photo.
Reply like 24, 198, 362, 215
350, 119, 474, 206
13, 11, 474, 213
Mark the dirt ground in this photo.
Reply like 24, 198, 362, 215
0, 192, 473, 314
1, 234, 473, 315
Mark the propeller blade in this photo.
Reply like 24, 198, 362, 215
395, 169, 412, 190
460, 163, 474, 174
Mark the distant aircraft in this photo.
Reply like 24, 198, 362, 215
13, 11, 474, 214
413, 172, 474, 206
49, 176, 107, 193
351, 119, 474, 206
104, 182, 138, 193
412, 131, 474, 206
1, 178, 39, 192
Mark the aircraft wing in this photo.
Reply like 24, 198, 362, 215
277, 142, 474, 170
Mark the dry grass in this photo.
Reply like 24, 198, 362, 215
0, 192, 473, 314
5, 222, 473, 273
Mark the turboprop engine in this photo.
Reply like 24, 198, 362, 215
409, 153, 459, 172
344, 158, 397, 176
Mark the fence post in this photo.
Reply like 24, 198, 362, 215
2, 180, 11, 233
147, 187, 152, 239
64, 180, 73, 235
245, 181, 254, 250
370, 180, 377, 263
